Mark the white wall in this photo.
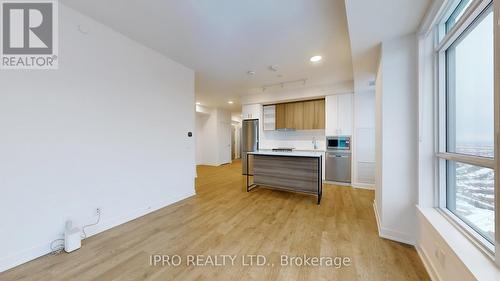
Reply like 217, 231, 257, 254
375, 33, 419, 245
231, 112, 242, 160
196, 111, 217, 165
231, 112, 242, 124
217, 110, 232, 164
416, 210, 477, 281
0, 4, 195, 272
195, 106, 231, 166
417, 26, 437, 210
375, 61, 384, 218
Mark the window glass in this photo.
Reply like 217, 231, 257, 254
446, 10, 494, 158
446, 161, 495, 243
446, 0, 472, 33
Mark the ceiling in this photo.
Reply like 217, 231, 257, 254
345, 0, 431, 92
61, 0, 354, 110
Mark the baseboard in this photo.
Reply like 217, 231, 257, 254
0, 190, 195, 273
323, 180, 351, 186
379, 227, 416, 246
373, 201, 416, 246
351, 182, 375, 190
0, 243, 49, 274
373, 200, 382, 235
416, 245, 441, 281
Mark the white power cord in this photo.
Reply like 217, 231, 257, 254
49, 238, 65, 255
81, 209, 101, 239
49, 209, 102, 255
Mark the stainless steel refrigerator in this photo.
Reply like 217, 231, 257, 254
242, 119, 259, 175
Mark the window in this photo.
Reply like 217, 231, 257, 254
445, 0, 473, 33
437, 0, 496, 253
446, 161, 494, 243
445, 8, 494, 159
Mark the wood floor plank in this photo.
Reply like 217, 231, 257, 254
0, 160, 429, 281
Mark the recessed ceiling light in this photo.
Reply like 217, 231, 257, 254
269, 65, 279, 72
310, 55, 322, 62
247, 71, 255, 75
196, 102, 201, 105
228, 101, 234, 104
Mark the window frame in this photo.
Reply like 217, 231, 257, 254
494, 0, 500, 265
435, 0, 498, 261
445, 0, 473, 33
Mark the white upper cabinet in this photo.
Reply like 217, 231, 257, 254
262, 105, 276, 131
325, 94, 353, 136
326, 96, 338, 136
242, 104, 262, 120
337, 94, 353, 136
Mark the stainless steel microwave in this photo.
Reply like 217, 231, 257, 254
326, 136, 351, 151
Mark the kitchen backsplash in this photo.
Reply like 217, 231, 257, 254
260, 129, 326, 151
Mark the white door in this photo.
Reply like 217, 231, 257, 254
337, 94, 353, 136
219, 121, 232, 164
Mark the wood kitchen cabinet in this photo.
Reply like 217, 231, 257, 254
303, 100, 315, 129
314, 99, 325, 129
268, 99, 325, 130
275, 103, 286, 129
285, 102, 304, 130
301, 99, 325, 130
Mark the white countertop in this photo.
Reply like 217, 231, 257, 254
247, 150, 323, 158
295, 149, 326, 152
260, 147, 326, 152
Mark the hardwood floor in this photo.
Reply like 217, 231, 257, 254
0, 160, 429, 281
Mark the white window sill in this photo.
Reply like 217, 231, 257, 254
417, 206, 500, 280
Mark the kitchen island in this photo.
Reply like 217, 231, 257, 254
246, 150, 323, 204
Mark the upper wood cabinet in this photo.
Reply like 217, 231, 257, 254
268, 99, 325, 130
303, 100, 315, 129
314, 99, 325, 129
285, 102, 304, 130
275, 103, 287, 129
302, 99, 325, 129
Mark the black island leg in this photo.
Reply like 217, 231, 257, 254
317, 155, 322, 205
246, 153, 249, 192
246, 153, 257, 192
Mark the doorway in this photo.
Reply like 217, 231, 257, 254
231, 125, 241, 160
